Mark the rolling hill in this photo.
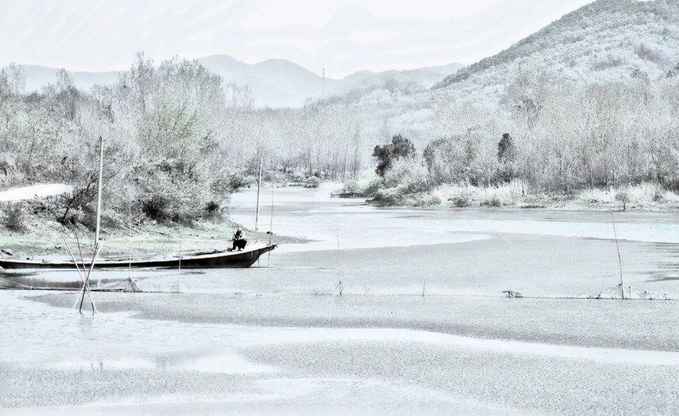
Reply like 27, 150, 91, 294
434, 0, 679, 90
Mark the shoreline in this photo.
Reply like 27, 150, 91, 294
362, 193, 679, 212
342, 180, 679, 212
348, 196, 679, 213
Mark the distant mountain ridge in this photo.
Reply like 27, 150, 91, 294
15, 56, 462, 108
20, 65, 123, 94
434, 0, 679, 90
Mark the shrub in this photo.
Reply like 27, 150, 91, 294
141, 194, 170, 222
212, 174, 253, 193
1, 203, 26, 232
423, 131, 489, 186
304, 176, 321, 188
370, 159, 430, 204
342, 179, 360, 194
204, 200, 222, 219
450, 195, 472, 208
341, 173, 384, 197
615, 191, 630, 211
383, 158, 431, 193
364, 178, 383, 195
481, 196, 502, 208
480, 181, 524, 206
372, 187, 404, 205
412, 194, 442, 207
133, 158, 220, 224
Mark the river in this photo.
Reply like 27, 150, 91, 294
1, 184, 678, 415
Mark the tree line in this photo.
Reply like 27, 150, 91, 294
3, 56, 679, 227
0, 56, 364, 228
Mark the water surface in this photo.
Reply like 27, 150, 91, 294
2, 184, 679, 415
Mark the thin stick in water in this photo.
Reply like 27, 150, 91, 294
61, 232, 95, 310
610, 211, 625, 300
78, 242, 103, 314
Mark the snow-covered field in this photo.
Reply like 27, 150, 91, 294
2, 185, 679, 415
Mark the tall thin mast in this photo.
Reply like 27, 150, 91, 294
268, 183, 275, 266
269, 183, 275, 234
94, 136, 104, 246
255, 157, 263, 231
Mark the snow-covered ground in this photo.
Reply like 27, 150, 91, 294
0, 183, 72, 202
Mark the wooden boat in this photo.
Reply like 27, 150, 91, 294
0, 244, 276, 270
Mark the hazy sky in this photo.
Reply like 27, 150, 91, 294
1, 0, 592, 77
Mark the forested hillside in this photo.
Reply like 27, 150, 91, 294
435, 0, 679, 89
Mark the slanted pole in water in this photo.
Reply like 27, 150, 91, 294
78, 243, 102, 314
61, 230, 95, 313
610, 211, 625, 300
78, 136, 104, 314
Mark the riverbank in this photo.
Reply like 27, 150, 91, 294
358, 181, 679, 211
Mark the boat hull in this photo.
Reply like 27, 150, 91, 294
0, 244, 277, 270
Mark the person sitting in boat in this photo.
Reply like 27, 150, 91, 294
231, 228, 247, 251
